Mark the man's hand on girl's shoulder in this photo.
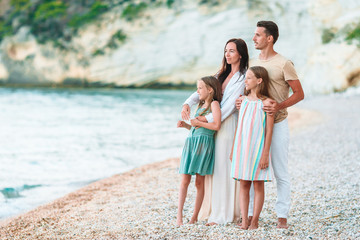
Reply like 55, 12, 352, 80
262, 98, 278, 115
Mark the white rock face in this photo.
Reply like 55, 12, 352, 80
0, 62, 8, 80
0, 0, 359, 93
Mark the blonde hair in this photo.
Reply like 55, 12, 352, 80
244, 66, 272, 100
198, 76, 222, 116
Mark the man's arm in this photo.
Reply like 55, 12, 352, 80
263, 80, 304, 114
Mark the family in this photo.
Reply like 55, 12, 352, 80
176, 20, 305, 230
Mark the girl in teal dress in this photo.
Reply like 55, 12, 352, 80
176, 76, 222, 226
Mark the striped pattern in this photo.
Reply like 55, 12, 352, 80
231, 97, 272, 181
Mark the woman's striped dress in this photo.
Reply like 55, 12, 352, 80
231, 97, 272, 182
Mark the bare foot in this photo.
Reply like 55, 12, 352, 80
248, 222, 258, 230
188, 218, 197, 224
277, 218, 289, 229
205, 222, 217, 226
176, 215, 183, 226
176, 219, 183, 226
248, 216, 253, 227
237, 220, 249, 230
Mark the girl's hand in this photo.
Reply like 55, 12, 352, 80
259, 155, 269, 169
196, 116, 208, 122
181, 104, 191, 121
190, 118, 200, 127
177, 120, 186, 128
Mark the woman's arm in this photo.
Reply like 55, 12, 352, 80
181, 91, 200, 120
259, 111, 275, 169
191, 101, 221, 131
204, 75, 245, 123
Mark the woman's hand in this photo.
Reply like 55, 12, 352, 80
235, 95, 243, 110
181, 104, 191, 121
259, 155, 269, 169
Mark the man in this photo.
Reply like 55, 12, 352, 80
236, 20, 304, 228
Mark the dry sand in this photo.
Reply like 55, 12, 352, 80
1, 95, 359, 239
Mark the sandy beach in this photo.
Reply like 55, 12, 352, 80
1, 94, 359, 239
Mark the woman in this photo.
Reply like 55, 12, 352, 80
181, 38, 249, 225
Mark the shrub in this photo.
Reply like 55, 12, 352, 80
121, 2, 147, 21
166, 0, 175, 8
10, 0, 31, 11
68, 1, 108, 28
0, 20, 13, 41
34, 1, 67, 22
106, 30, 127, 49
199, 0, 220, 6
322, 28, 336, 44
345, 23, 360, 46
93, 49, 105, 56
112, 30, 127, 42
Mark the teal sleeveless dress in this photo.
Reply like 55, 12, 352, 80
179, 108, 216, 176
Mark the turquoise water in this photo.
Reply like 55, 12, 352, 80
0, 87, 194, 219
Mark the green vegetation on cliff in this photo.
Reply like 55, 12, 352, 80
0, 0, 218, 46
0, 0, 205, 46
0, 0, 117, 43
121, 2, 148, 21
322, 22, 360, 48
345, 23, 360, 47
68, 1, 108, 29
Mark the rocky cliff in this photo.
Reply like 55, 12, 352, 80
0, 0, 359, 94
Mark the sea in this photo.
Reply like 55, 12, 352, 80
0, 87, 195, 219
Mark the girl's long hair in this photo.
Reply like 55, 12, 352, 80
198, 76, 222, 116
217, 38, 249, 85
244, 66, 272, 99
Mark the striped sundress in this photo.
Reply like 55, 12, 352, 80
231, 97, 272, 181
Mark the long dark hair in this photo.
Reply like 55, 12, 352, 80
198, 76, 222, 116
217, 38, 249, 85
244, 66, 271, 100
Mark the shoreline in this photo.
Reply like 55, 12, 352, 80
1, 95, 359, 239
0, 107, 320, 238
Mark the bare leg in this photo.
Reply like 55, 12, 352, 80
239, 180, 251, 229
176, 174, 191, 226
248, 183, 254, 226
249, 181, 265, 230
277, 218, 289, 229
189, 174, 205, 224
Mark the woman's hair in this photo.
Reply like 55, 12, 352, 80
198, 76, 222, 116
217, 38, 249, 84
244, 66, 271, 99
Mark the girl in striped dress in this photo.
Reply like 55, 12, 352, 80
230, 66, 275, 230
